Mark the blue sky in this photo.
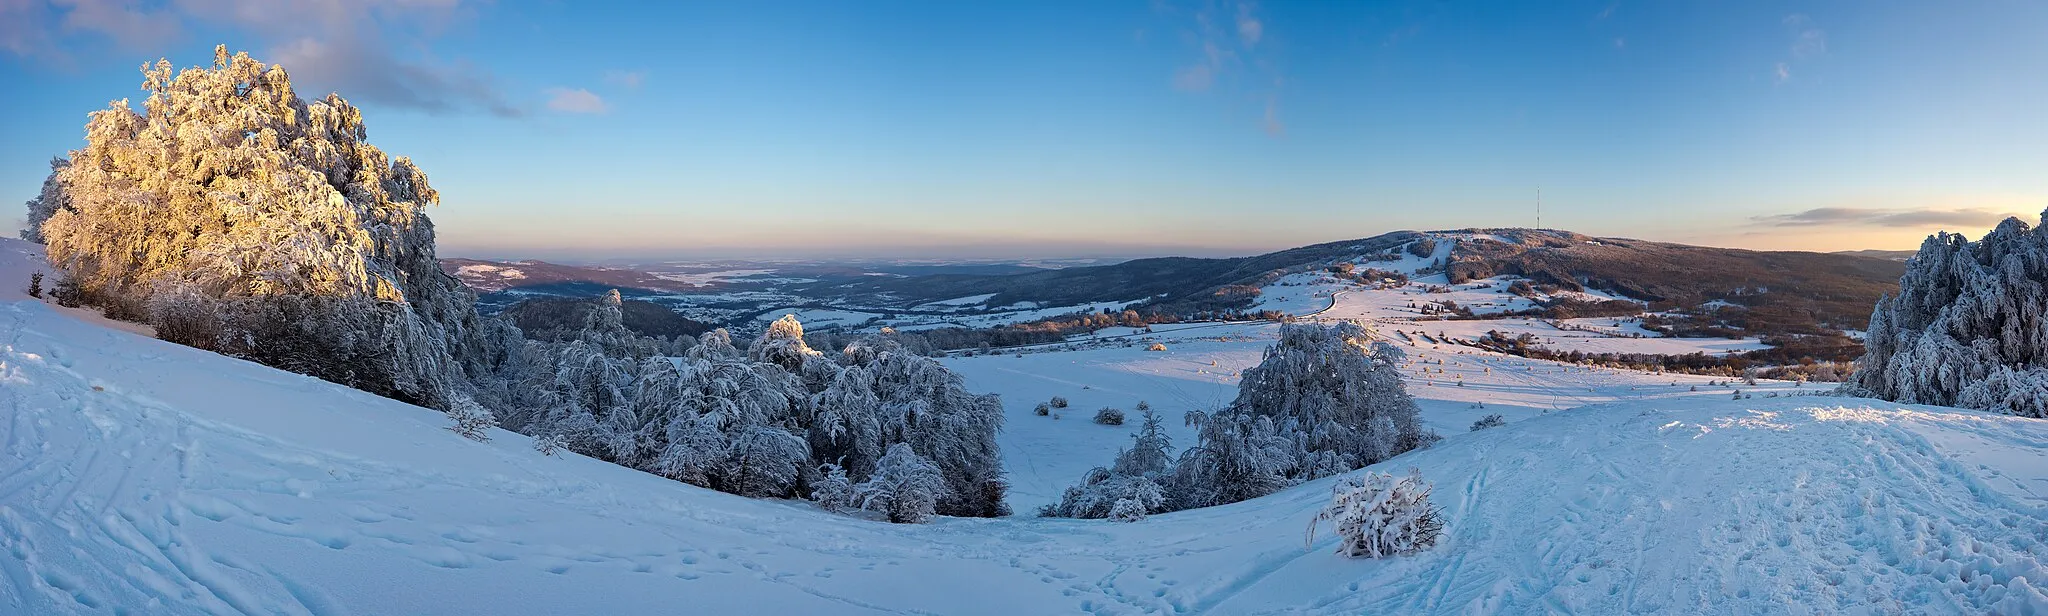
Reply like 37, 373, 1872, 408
3, 1, 2044, 259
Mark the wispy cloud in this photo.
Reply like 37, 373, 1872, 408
275, 36, 521, 117
6, 0, 521, 117
0, 0, 180, 64
1750, 207, 2020, 229
1235, 4, 1262, 47
603, 69, 644, 89
1159, 0, 1284, 135
1775, 13, 1825, 84
544, 87, 607, 114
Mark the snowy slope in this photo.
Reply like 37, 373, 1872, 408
5, 237, 2048, 614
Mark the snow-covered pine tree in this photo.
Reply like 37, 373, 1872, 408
1849, 209, 2048, 418
25, 46, 514, 412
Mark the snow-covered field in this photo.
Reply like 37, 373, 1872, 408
6, 237, 2048, 614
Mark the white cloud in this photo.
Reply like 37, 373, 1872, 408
5, 0, 520, 116
1774, 61, 1790, 83
544, 87, 607, 114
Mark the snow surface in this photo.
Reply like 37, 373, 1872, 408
5, 237, 2048, 614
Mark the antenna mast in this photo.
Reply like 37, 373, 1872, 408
1536, 187, 1542, 229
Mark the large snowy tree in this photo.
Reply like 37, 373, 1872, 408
24, 46, 515, 411
1849, 209, 2048, 418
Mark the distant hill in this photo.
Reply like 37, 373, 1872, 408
1832, 249, 1916, 262
1445, 229, 1906, 333
802, 232, 1426, 309
807, 229, 1905, 332
447, 229, 1910, 343
441, 258, 689, 293
497, 295, 714, 340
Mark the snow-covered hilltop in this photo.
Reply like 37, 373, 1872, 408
7, 236, 2047, 614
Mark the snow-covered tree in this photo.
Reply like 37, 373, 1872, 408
25, 46, 512, 412
445, 394, 499, 442
19, 157, 68, 244
855, 443, 949, 523
811, 463, 856, 512
1172, 323, 1434, 509
1113, 408, 1174, 476
843, 338, 1009, 517
1849, 210, 2048, 418
1307, 469, 1443, 559
726, 425, 810, 498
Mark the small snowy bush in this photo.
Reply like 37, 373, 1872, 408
1109, 498, 1147, 522
1050, 396, 1069, 409
1308, 469, 1442, 559
1094, 407, 1125, 425
1469, 414, 1505, 431
445, 395, 499, 442
812, 463, 856, 513
1034, 403, 1051, 416
533, 433, 567, 456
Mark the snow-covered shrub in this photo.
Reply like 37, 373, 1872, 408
26, 46, 509, 412
1044, 468, 1167, 519
25, 272, 41, 299
445, 394, 499, 442
1109, 498, 1148, 522
1308, 470, 1443, 559
1469, 414, 1505, 431
533, 434, 567, 456
1050, 396, 1069, 409
1094, 407, 1125, 425
811, 463, 856, 512
856, 444, 949, 523
1146, 343, 1168, 352
1851, 209, 2048, 418
1034, 402, 1051, 416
